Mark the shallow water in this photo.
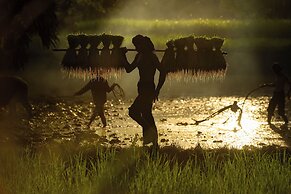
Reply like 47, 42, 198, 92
0, 96, 290, 149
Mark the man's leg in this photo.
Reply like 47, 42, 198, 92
267, 98, 276, 125
129, 95, 156, 146
97, 105, 107, 127
278, 96, 288, 125
141, 95, 158, 146
88, 107, 98, 127
143, 111, 158, 146
128, 95, 149, 128
129, 107, 154, 144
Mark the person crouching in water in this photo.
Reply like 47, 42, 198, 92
74, 76, 119, 128
267, 63, 290, 126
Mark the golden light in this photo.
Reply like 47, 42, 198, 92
214, 99, 259, 148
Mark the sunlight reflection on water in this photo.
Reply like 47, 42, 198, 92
152, 96, 290, 149
1, 96, 290, 149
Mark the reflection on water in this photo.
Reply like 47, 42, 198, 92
156, 97, 291, 148
0, 96, 290, 149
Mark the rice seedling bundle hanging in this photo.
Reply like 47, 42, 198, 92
161, 36, 227, 81
55, 34, 227, 81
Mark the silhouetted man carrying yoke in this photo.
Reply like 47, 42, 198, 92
124, 35, 166, 147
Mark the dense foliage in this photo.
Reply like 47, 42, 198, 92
0, 0, 58, 71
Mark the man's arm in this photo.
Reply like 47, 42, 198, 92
155, 55, 166, 101
123, 52, 140, 73
74, 82, 91, 96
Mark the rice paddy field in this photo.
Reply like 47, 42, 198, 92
60, 18, 291, 50
0, 95, 290, 193
0, 144, 290, 194
1, 18, 291, 193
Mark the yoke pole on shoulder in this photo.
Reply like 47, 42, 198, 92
52, 48, 166, 52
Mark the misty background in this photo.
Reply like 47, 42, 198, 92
6, 0, 291, 99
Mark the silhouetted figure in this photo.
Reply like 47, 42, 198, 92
161, 40, 176, 73
123, 35, 166, 147
110, 35, 127, 69
61, 35, 79, 69
195, 101, 242, 127
77, 34, 89, 69
99, 34, 111, 68
74, 76, 119, 128
267, 63, 290, 126
88, 35, 101, 70
0, 76, 32, 117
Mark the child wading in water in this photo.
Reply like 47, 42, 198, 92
74, 76, 119, 128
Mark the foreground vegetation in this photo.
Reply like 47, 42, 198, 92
0, 143, 290, 194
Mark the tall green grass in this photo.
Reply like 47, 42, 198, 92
0, 144, 290, 194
